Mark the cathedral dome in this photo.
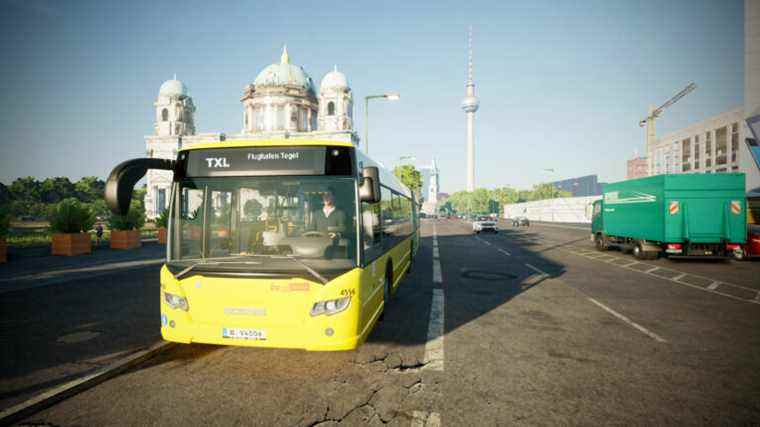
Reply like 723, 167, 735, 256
320, 66, 349, 90
159, 78, 188, 97
254, 46, 315, 93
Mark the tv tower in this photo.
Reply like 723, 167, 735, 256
461, 26, 480, 192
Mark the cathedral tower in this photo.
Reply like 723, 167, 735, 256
318, 66, 353, 131
154, 76, 196, 137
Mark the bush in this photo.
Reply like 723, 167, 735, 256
108, 199, 145, 231
156, 209, 169, 229
0, 205, 10, 237
49, 198, 95, 234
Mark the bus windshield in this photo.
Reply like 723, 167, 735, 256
169, 176, 358, 277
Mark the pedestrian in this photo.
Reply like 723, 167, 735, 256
96, 223, 104, 246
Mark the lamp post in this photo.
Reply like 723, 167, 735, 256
363, 92, 400, 154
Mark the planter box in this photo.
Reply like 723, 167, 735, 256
110, 229, 141, 250
52, 233, 92, 256
0, 237, 6, 263
157, 227, 167, 245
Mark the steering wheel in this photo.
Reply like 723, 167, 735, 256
301, 231, 327, 238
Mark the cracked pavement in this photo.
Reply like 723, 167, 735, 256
7, 219, 760, 425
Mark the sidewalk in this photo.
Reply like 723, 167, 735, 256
0, 242, 165, 294
0, 242, 164, 280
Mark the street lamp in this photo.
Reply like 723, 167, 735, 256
363, 92, 400, 154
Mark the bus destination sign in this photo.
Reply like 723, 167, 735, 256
184, 146, 340, 177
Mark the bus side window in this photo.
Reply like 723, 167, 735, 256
361, 200, 382, 262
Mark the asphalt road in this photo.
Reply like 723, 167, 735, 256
9, 219, 760, 425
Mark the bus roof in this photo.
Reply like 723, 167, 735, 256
179, 139, 354, 152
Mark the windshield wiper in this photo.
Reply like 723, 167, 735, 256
285, 255, 328, 285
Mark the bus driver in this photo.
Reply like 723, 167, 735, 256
310, 189, 346, 239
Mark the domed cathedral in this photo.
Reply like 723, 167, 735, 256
143, 46, 358, 219
241, 46, 319, 133
238, 46, 354, 136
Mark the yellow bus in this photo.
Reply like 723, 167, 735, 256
105, 140, 419, 350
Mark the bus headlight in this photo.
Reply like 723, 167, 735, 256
310, 296, 351, 317
164, 292, 189, 311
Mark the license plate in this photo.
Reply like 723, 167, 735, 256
222, 327, 267, 340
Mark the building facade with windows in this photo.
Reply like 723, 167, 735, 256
143, 47, 358, 219
627, 157, 648, 179
649, 108, 745, 176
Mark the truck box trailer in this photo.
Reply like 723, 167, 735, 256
591, 174, 747, 259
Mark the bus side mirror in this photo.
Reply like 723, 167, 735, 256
359, 166, 381, 203
105, 158, 175, 215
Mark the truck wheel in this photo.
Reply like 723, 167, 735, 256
633, 243, 644, 259
595, 234, 606, 251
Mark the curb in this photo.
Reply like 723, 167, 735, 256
0, 341, 175, 426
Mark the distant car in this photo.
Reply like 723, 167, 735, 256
473, 216, 497, 234
736, 224, 760, 260
512, 216, 530, 227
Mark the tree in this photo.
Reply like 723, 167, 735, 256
393, 165, 422, 199
490, 187, 519, 215
40, 177, 76, 204
9, 177, 41, 202
75, 177, 105, 203
529, 183, 571, 201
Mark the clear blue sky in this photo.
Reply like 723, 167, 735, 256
0, 0, 744, 192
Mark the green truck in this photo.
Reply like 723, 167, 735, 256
591, 174, 747, 259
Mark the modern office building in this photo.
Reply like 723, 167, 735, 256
549, 174, 604, 197
649, 108, 745, 176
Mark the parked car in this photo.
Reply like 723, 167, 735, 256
473, 216, 498, 234
736, 224, 760, 260
512, 216, 530, 227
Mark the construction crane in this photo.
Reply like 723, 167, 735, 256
639, 82, 697, 174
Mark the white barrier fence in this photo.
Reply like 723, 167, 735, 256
504, 196, 601, 224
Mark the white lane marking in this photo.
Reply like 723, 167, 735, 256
587, 297, 667, 343
622, 261, 639, 267
672, 273, 686, 281
707, 281, 720, 290
644, 266, 659, 273
432, 247, 439, 259
497, 248, 511, 256
525, 263, 547, 275
755, 292, 760, 302
433, 257, 442, 283
412, 411, 441, 427
423, 289, 445, 371
483, 240, 491, 246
